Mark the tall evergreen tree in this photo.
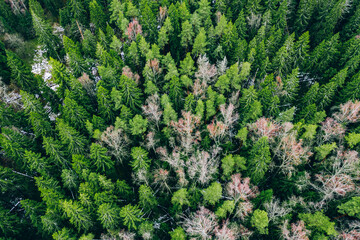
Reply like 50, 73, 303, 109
30, 0, 60, 59
247, 136, 271, 184
6, 51, 38, 92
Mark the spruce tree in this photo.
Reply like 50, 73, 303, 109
6, 51, 38, 92
247, 136, 271, 184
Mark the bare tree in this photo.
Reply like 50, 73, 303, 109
78, 73, 96, 96
126, 19, 142, 41
226, 174, 259, 203
274, 128, 311, 178
248, 117, 281, 142
281, 220, 310, 240
207, 120, 227, 145
170, 111, 201, 154
217, 57, 228, 76
192, 78, 207, 98
264, 198, 292, 223
238, 225, 253, 240
5, 0, 27, 15
0, 81, 22, 109
142, 94, 163, 129
156, 147, 184, 170
214, 220, 239, 240
143, 59, 162, 83
122, 66, 140, 83
338, 230, 360, 240
100, 126, 130, 163
321, 117, 346, 142
153, 168, 171, 193
235, 201, 254, 220
215, 103, 240, 141
310, 149, 359, 209
195, 55, 217, 84
182, 207, 218, 239
158, 6, 168, 25
186, 150, 218, 185
333, 100, 360, 124
144, 131, 159, 151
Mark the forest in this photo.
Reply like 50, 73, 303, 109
1, 0, 360, 239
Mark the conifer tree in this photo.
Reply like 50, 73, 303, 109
43, 136, 68, 167
130, 147, 151, 171
97, 203, 121, 230
63, 35, 86, 77
119, 75, 142, 110
192, 28, 208, 57
235, 9, 247, 39
139, 184, 158, 211
139, 0, 157, 42
6, 51, 38, 92
49, 58, 71, 99
62, 96, 90, 131
56, 119, 88, 155
0, 40, 10, 84
30, 0, 60, 59
61, 199, 93, 231
340, 73, 360, 102
180, 20, 194, 50
90, 143, 113, 172
97, 84, 114, 122
68, 0, 86, 24
120, 204, 143, 230
158, 17, 173, 50
247, 136, 271, 184
82, 30, 97, 57
89, 0, 106, 31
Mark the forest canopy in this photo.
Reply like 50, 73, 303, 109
1, 0, 360, 239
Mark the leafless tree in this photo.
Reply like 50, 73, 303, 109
309, 149, 360, 209
122, 66, 140, 83
195, 55, 217, 84
126, 19, 142, 41
220, 104, 238, 128
186, 150, 218, 185
264, 198, 292, 223
274, 128, 311, 178
100, 126, 130, 163
142, 94, 163, 129
156, 147, 184, 171
214, 220, 239, 240
143, 59, 162, 83
5, 0, 26, 15
321, 117, 346, 142
153, 168, 171, 193
182, 207, 218, 239
333, 100, 360, 124
235, 201, 254, 220
281, 220, 310, 240
170, 111, 201, 154
0, 81, 22, 109
207, 120, 227, 145
192, 78, 207, 98
217, 57, 228, 76
144, 131, 159, 151
248, 117, 281, 142
226, 174, 259, 203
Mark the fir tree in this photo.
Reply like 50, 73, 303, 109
61, 199, 93, 232
90, 143, 113, 172
247, 136, 271, 184
89, 0, 106, 31
6, 51, 38, 92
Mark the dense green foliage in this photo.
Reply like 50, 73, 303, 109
1, 0, 360, 239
